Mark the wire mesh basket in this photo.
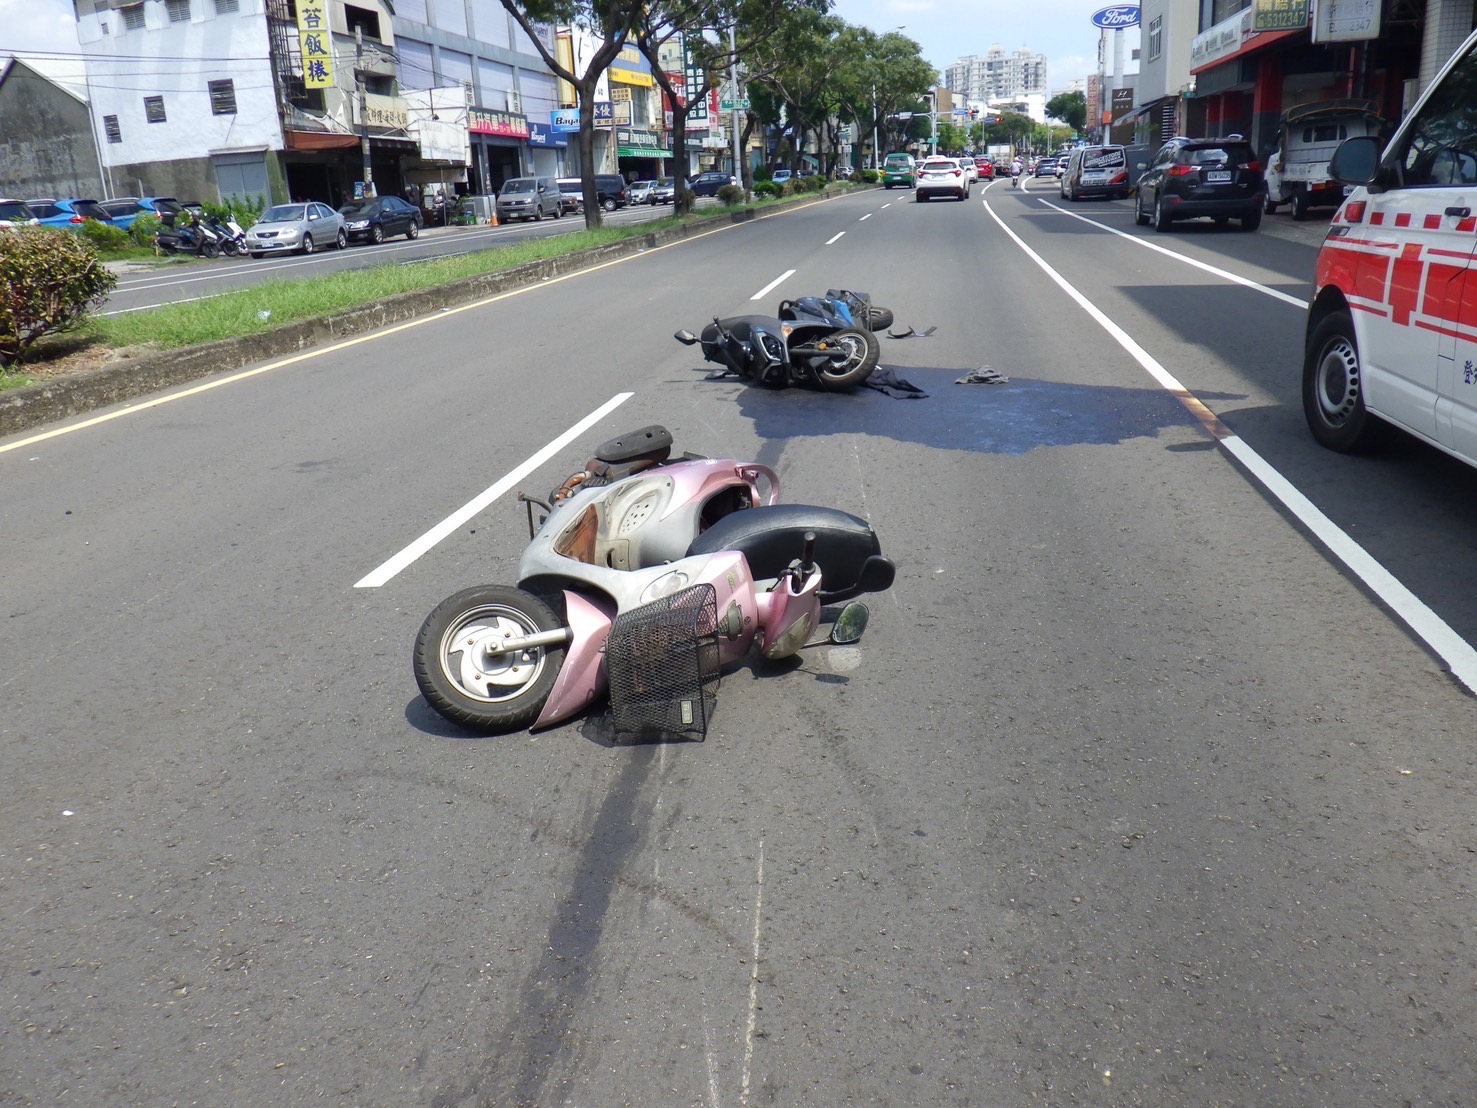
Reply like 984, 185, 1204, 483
605, 584, 721, 740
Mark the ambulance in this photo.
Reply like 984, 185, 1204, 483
1304, 27, 1477, 469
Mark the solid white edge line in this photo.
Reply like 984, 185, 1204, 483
750, 268, 796, 300
983, 197, 1477, 693
1035, 196, 1310, 309
825, 231, 846, 245
353, 392, 633, 588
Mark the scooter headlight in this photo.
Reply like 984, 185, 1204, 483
639, 570, 690, 605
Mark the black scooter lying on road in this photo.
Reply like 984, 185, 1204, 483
675, 290, 891, 391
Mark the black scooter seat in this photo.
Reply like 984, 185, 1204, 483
687, 504, 894, 602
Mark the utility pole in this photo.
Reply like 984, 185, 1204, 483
728, 23, 743, 190
872, 83, 879, 168
356, 27, 374, 197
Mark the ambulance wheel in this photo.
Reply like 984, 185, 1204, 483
1304, 309, 1383, 453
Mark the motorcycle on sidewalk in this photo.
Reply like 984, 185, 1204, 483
413, 426, 895, 739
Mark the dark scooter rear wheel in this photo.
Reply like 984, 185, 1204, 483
813, 326, 880, 390
413, 585, 565, 732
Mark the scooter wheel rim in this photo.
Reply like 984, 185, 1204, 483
437, 604, 551, 703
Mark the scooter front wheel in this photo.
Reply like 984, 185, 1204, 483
413, 585, 565, 732
814, 326, 880, 390
863, 306, 894, 331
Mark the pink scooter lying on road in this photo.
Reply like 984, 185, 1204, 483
413, 426, 895, 739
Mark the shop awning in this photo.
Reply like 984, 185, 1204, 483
285, 130, 358, 151
618, 145, 674, 158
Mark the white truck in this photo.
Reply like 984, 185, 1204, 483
1264, 98, 1386, 220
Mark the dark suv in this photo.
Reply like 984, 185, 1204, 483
687, 170, 735, 197
1134, 136, 1266, 232
557, 175, 628, 212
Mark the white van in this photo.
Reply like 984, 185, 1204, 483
1058, 145, 1129, 202
1305, 26, 1477, 469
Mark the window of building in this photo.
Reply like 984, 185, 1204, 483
209, 78, 237, 113
166, 0, 192, 23
358, 71, 395, 95
214, 0, 239, 12
396, 38, 435, 90
344, 5, 381, 40
120, 3, 145, 30
103, 115, 122, 143
144, 95, 167, 123
1148, 16, 1162, 62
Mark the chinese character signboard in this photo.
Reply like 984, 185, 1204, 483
468, 108, 529, 138
296, 2, 334, 88
1311, 0, 1379, 41
682, 38, 708, 126
1253, 0, 1309, 31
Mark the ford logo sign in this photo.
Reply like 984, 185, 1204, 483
1091, 5, 1141, 28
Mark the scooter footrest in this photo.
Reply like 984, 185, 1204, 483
606, 584, 720, 741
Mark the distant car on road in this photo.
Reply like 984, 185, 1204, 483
1034, 157, 1059, 178
915, 157, 970, 202
974, 157, 995, 180
648, 178, 676, 204
881, 153, 916, 188
628, 180, 656, 203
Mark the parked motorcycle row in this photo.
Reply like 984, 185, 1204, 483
413, 291, 900, 741
153, 210, 246, 259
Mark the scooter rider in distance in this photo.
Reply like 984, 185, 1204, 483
1011, 155, 1024, 189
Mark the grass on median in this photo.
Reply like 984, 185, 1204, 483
85, 218, 685, 351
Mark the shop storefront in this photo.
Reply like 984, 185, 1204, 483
616, 127, 672, 179
527, 121, 567, 176
468, 107, 530, 194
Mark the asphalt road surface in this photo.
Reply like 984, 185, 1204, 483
5, 183, 1476, 1105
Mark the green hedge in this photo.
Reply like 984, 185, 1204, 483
0, 230, 117, 365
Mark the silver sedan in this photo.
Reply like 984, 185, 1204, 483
245, 202, 348, 258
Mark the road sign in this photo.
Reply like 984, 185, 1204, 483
720, 97, 750, 110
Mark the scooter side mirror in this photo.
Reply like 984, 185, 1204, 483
830, 602, 869, 644
674, 329, 698, 345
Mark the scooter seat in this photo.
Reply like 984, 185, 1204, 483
686, 504, 893, 601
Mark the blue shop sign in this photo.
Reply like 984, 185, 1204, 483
528, 121, 567, 148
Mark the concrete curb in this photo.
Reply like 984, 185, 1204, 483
1, 188, 857, 440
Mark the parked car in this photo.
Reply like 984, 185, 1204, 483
833, 165, 854, 180
496, 176, 562, 222
97, 195, 182, 231
648, 177, 676, 204
1133, 136, 1265, 231
554, 184, 581, 215
881, 153, 916, 188
244, 201, 347, 257
338, 194, 423, 243
688, 170, 735, 197
771, 169, 794, 185
974, 157, 995, 180
27, 198, 115, 230
1264, 99, 1385, 220
555, 174, 629, 212
1303, 24, 1477, 467
915, 157, 970, 202
1059, 145, 1130, 201
1033, 157, 1059, 178
0, 198, 39, 228
628, 180, 656, 203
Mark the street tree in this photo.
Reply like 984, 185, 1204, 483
498, 0, 645, 227
1046, 91, 1087, 135
631, 0, 825, 212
